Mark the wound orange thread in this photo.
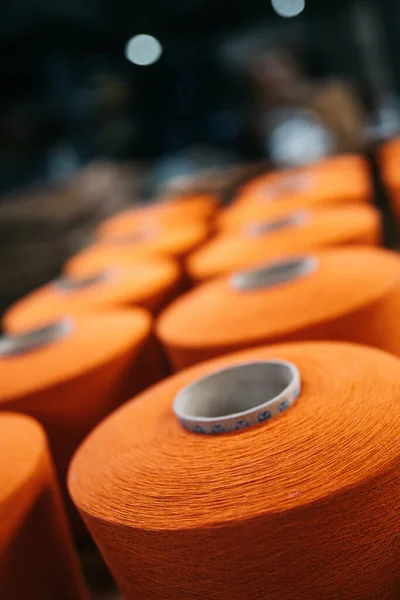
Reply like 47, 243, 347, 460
0, 311, 160, 531
186, 204, 381, 282
158, 246, 400, 370
0, 412, 89, 599
4, 256, 181, 320
68, 341, 400, 600
380, 137, 400, 223
98, 194, 218, 240
69, 219, 210, 269
228, 154, 370, 211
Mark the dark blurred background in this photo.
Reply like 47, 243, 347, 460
1, 0, 400, 193
2, 0, 400, 318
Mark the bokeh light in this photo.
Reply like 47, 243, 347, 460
271, 0, 305, 18
125, 34, 163, 66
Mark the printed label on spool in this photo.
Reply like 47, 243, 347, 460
173, 360, 301, 434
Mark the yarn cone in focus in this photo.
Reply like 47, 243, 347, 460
69, 341, 400, 600
0, 413, 89, 599
186, 204, 380, 282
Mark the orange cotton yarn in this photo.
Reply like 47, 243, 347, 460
219, 154, 371, 231
0, 311, 156, 504
68, 341, 400, 600
4, 257, 181, 327
69, 220, 209, 269
234, 153, 370, 208
0, 413, 89, 599
380, 137, 400, 183
186, 204, 380, 282
98, 194, 218, 240
158, 246, 400, 369
379, 137, 400, 219
218, 200, 329, 233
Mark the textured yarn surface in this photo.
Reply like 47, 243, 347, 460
98, 194, 218, 239
69, 341, 400, 600
187, 204, 380, 282
4, 256, 181, 325
158, 247, 400, 369
0, 413, 89, 599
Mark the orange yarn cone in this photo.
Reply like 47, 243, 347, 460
380, 137, 400, 221
233, 154, 370, 208
69, 341, 400, 600
99, 194, 218, 240
218, 202, 329, 233
0, 311, 160, 527
219, 154, 370, 230
187, 204, 380, 282
69, 220, 209, 270
158, 246, 400, 370
0, 412, 89, 599
3, 256, 181, 323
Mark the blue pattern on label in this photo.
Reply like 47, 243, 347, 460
212, 424, 226, 434
279, 400, 289, 412
258, 411, 272, 422
174, 360, 301, 435
193, 425, 206, 434
235, 420, 250, 430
